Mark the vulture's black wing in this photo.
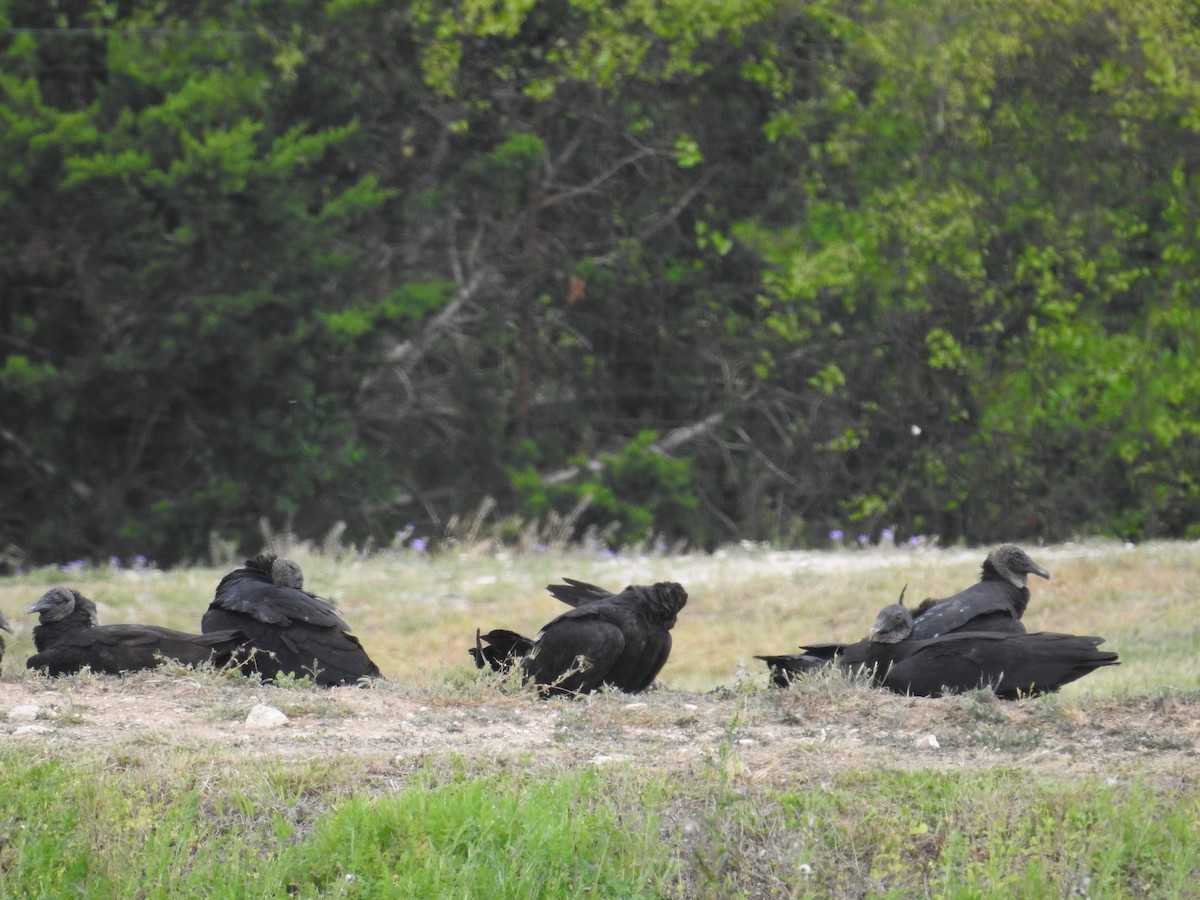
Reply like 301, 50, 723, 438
26, 625, 247, 676
205, 556, 380, 686
0, 609, 10, 665
523, 582, 686, 696
523, 604, 628, 696
545, 578, 616, 608
908, 581, 1028, 640
207, 566, 348, 629
469, 628, 535, 673
880, 631, 1118, 698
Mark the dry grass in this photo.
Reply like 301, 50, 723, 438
1, 538, 1194, 695
1, 538, 1196, 791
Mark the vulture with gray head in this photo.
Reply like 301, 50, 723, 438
203, 554, 381, 686
758, 546, 1053, 686
851, 601, 1119, 698
761, 596, 1118, 698
25, 587, 247, 676
909, 544, 1050, 639
756, 587, 911, 687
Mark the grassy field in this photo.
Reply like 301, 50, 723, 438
1, 538, 1198, 897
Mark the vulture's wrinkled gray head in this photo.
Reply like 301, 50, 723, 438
624, 582, 688, 627
0, 608, 12, 634
868, 603, 913, 644
986, 544, 1051, 588
271, 556, 304, 589
27, 586, 83, 623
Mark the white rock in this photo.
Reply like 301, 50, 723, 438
591, 754, 631, 765
8, 704, 40, 722
916, 733, 940, 749
244, 704, 288, 729
14, 724, 53, 735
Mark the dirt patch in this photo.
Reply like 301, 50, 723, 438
2, 672, 1195, 787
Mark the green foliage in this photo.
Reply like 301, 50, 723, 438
4, 0, 1200, 563
511, 430, 702, 548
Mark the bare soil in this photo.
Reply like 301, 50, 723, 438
3, 672, 1195, 788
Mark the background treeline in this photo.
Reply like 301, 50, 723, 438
3, 0, 1199, 567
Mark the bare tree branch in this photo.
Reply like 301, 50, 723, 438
539, 147, 658, 210
540, 397, 750, 487
587, 165, 720, 267
381, 265, 494, 374
0, 422, 94, 499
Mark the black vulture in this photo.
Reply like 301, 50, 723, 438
759, 547, 1051, 685
469, 628, 535, 674
0, 608, 12, 664
755, 586, 910, 686
756, 643, 845, 687
863, 602, 1118, 697
203, 554, 381, 686
468, 577, 616, 674
909, 544, 1050, 639
25, 587, 248, 676
523, 581, 688, 697
764, 600, 1118, 698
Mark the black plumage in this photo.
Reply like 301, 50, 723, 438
469, 628, 535, 673
25, 587, 247, 676
544, 577, 616, 608
468, 578, 616, 674
760, 547, 1052, 685
765, 600, 1118, 698
755, 586, 911, 686
0, 608, 12, 665
863, 602, 1118, 697
756, 643, 844, 687
909, 544, 1050, 639
523, 581, 688, 697
203, 554, 381, 686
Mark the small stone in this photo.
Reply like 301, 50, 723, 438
591, 754, 631, 765
8, 704, 40, 722
244, 704, 288, 729
916, 733, 940, 749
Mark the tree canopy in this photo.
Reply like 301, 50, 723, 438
3, 0, 1199, 566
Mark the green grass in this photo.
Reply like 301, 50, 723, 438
1, 746, 1197, 898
